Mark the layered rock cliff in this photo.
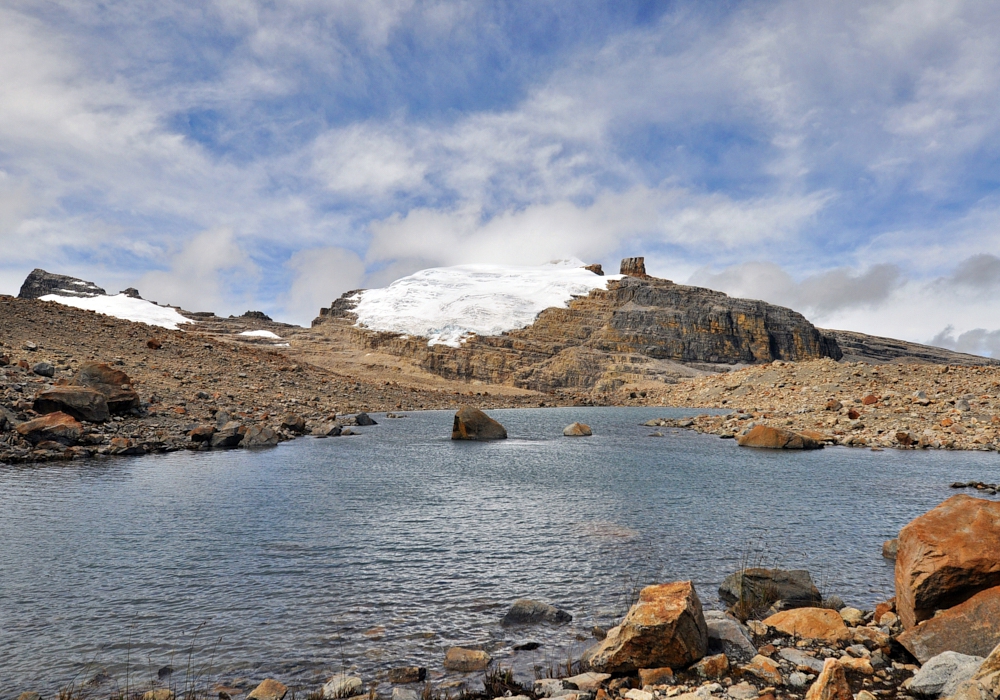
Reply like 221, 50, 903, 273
315, 263, 844, 393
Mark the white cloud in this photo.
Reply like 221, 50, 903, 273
283, 246, 365, 324
138, 227, 257, 312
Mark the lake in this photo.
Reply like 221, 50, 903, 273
2, 407, 998, 695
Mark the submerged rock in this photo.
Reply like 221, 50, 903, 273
451, 406, 507, 440
322, 674, 362, 698
501, 599, 572, 626
443, 647, 491, 672
718, 568, 822, 614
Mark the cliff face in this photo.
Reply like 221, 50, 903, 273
316, 271, 843, 393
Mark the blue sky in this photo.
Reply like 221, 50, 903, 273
3, 1, 1000, 353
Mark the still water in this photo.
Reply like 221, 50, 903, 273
2, 407, 998, 695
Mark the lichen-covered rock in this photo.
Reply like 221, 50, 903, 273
805, 659, 852, 700
584, 581, 708, 673
762, 608, 850, 643
895, 495, 1000, 629
451, 406, 507, 440
737, 425, 823, 449
909, 651, 985, 697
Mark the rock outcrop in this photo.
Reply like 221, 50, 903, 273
72, 362, 141, 415
316, 262, 843, 392
895, 495, 1000, 628
451, 406, 507, 440
584, 581, 708, 673
18, 269, 106, 299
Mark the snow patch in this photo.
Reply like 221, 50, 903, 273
239, 330, 282, 339
351, 259, 620, 347
40, 293, 194, 330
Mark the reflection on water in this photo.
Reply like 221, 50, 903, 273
1, 406, 998, 695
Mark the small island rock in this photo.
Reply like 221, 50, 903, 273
451, 406, 507, 440
563, 422, 592, 437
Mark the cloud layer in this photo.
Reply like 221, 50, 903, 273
2, 0, 1000, 346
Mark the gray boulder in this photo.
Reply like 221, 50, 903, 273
210, 421, 244, 448
31, 362, 55, 377
242, 425, 278, 448
501, 599, 572, 626
718, 568, 821, 614
281, 413, 306, 433
312, 423, 342, 438
355, 412, 377, 426
910, 652, 985, 698
778, 647, 825, 674
18, 269, 106, 299
704, 610, 755, 661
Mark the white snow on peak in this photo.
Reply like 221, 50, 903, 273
239, 330, 282, 339
351, 259, 620, 347
40, 293, 194, 330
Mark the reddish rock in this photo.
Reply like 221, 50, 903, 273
584, 264, 604, 276
584, 581, 707, 673
34, 386, 109, 422
693, 653, 729, 679
16, 412, 83, 446
737, 425, 823, 449
896, 585, 1000, 663
72, 362, 140, 414
620, 257, 647, 276
805, 659, 852, 700
895, 495, 1000, 628
745, 654, 782, 685
847, 408, 861, 420
188, 425, 216, 442
247, 679, 287, 700
825, 399, 842, 411
896, 431, 916, 446
638, 668, 675, 686
874, 598, 895, 621
146, 338, 162, 350
451, 406, 507, 441
763, 608, 849, 643
862, 394, 880, 405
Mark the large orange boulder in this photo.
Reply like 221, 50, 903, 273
763, 608, 849, 643
34, 386, 109, 422
896, 585, 1000, 662
451, 406, 507, 440
16, 412, 83, 446
737, 425, 823, 449
584, 581, 707, 673
895, 495, 1000, 629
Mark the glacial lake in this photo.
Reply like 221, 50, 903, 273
2, 406, 999, 696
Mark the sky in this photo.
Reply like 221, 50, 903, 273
2, 1, 1000, 354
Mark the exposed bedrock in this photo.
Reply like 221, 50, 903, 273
315, 268, 843, 392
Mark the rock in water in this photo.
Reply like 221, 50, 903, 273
897, 586, 1000, 662
18, 268, 106, 299
322, 674, 362, 698
718, 568, 822, 613
247, 680, 287, 700
451, 406, 507, 440
242, 425, 278, 448
563, 422, 592, 436
34, 386, 110, 423
895, 495, 1000, 629
584, 581, 708, 673
501, 599, 572, 626
882, 538, 898, 560
355, 412, 377, 426
443, 647, 491, 671
16, 412, 83, 446
805, 659, 852, 700
387, 667, 426, 684
737, 425, 823, 449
